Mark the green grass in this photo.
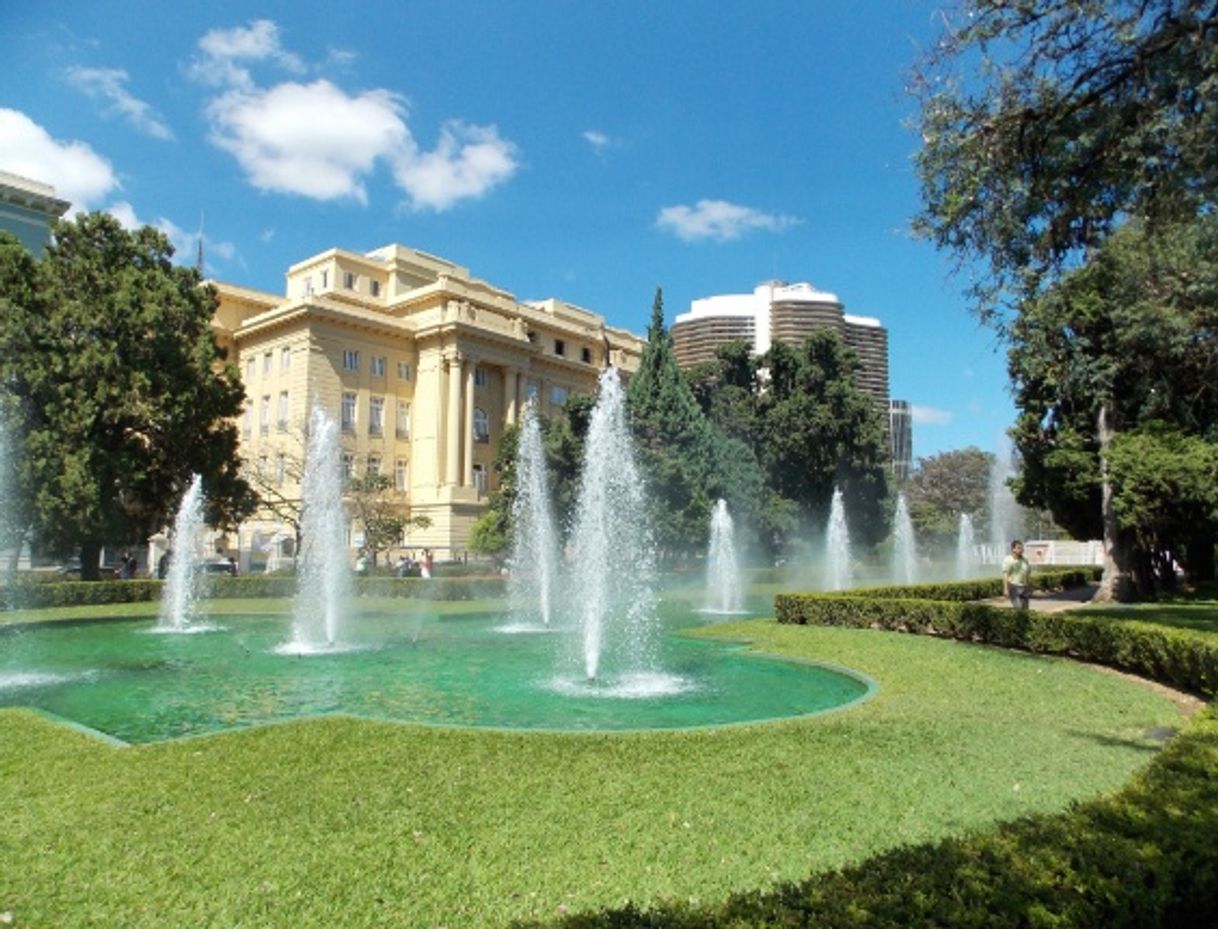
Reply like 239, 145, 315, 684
0, 606, 1185, 927
1075, 597, 1218, 635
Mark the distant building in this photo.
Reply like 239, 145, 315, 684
0, 171, 69, 255
672, 281, 890, 410
889, 399, 913, 481
211, 243, 645, 565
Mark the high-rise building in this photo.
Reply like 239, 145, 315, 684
211, 243, 645, 566
0, 171, 69, 256
672, 281, 890, 409
889, 399, 913, 481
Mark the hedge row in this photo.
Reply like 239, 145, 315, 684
0, 575, 507, 609
536, 706, 1218, 928
840, 567, 1101, 602
774, 593, 1218, 698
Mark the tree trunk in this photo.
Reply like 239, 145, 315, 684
80, 540, 102, 582
1094, 403, 1134, 602
1185, 532, 1216, 584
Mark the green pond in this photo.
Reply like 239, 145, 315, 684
0, 601, 872, 743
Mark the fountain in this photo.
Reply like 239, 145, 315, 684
567, 368, 658, 682
823, 487, 852, 591
506, 403, 560, 629
956, 513, 978, 579
155, 474, 211, 632
891, 493, 918, 584
285, 404, 351, 652
988, 450, 1022, 564
702, 499, 744, 614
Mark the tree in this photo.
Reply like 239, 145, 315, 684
913, 0, 1218, 321
903, 447, 994, 551
1009, 216, 1218, 596
346, 471, 430, 568
241, 428, 308, 558
0, 218, 255, 579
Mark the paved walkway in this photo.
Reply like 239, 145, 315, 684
982, 583, 1100, 613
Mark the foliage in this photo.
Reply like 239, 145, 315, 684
1009, 216, 1218, 594
345, 471, 430, 567
903, 446, 994, 551
912, 0, 1218, 320
0, 218, 255, 579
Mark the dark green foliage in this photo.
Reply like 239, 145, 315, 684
0, 218, 255, 578
345, 471, 430, 566
903, 446, 994, 551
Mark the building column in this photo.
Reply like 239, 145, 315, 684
464, 360, 477, 488
445, 353, 463, 486
504, 367, 520, 425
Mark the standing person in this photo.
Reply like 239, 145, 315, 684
421, 549, 433, 580
355, 549, 369, 577
1002, 540, 1031, 609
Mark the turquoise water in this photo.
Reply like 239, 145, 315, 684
0, 605, 871, 744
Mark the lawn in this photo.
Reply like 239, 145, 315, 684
0, 598, 1187, 928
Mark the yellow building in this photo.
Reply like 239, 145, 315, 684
212, 244, 644, 567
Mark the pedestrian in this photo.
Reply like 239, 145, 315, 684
355, 549, 369, 577
1002, 539, 1031, 609
421, 549, 433, 580
157, 550, 171, 580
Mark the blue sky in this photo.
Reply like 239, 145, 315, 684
0, 0, 1015, 460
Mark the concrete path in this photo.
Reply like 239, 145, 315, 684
982, 583, 1099, 613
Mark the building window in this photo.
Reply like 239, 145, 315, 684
260, 395, 270, 435
263, 352, 273, 374
343, 271, 356, 290
472, 464, 487, 495
341, 453, 354, 480
474, 366, 488, 388
473, 408, 490, 444
396, 401, 410, 438
275, 453, 286, 487
554, 339, 565, 356
397, 361, 412, 380
371, 355, 387, 377
367, 455, 381, 477
370, 280, 381, 298
369, 396, 385, 436
277, 391, 289, 431
551, 385, 568, 407
581, 346, 592, 364
258, 455, 268, 477
246, 357, 256, 381
302, 276, 313, 297
341, 392, 357, 433
242, 401, 252, 439
526, 379, 539, 401
394, 459, 408, 491
281, 347, 292, 370
343, 349, 360, 372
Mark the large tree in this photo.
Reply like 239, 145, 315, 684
0, 217, 254, 578
913, 0, 1218, 321
903, 447, 994, 552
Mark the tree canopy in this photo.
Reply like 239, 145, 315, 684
903, 446, 994, 551
0, 215, 254, 577
913, 0, 1218, 320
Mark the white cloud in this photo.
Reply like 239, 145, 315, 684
65, 66, 173, 140
582, 129, 611, 151
656, 199, 801, 243
107, 200, 237, 269
190, 19, 304, 89
393, 120, 519, 212
0, 109, 118, 211
910, 404, 954, 426
206, 80, 407, 202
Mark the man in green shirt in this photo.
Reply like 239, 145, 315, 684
1002, 540, 1031, 609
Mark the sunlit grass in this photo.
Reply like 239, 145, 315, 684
0, 604, 1186, 928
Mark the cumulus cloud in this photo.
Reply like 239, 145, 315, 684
393, 120, 519, 212
65, 66, 173, 140
656, 198, 801, 242
190, 19, 304, 89
910, 404, 954, 426
192, 21, 519, 210
206, 80, 407, 202
107, 200, 237, 270
0, 109, 118, 211
582, 129, 611, 152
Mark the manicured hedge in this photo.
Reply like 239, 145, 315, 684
841, 567, 1101, 602
0, 575, 507, 609
535, 706, 1218, 928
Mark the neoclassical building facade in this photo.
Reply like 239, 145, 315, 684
212, 244, 643, 567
